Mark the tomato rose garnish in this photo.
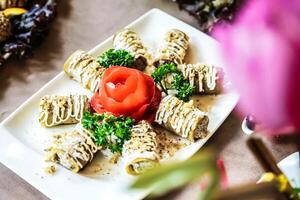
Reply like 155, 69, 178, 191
91, 66, 162, 123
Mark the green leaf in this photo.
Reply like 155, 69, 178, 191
97, 48, 135, 68
151, 63, 194, 102
176, 82, 195, 102
82, 111, 135, 153
151, 63, 178, 83
130, 150, 220, 198
198, 169, 220, 200
291, 187, 300, 199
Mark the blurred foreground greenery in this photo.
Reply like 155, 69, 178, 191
130, 150, 220, 200
130, 149, 300, 200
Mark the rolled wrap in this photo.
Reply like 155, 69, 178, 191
113, 29, 151, 71
179, 63, 224, 94
123, 120, 159, 175
39, 94, 89, 127
155, 95, 209, 141
45, 127, 98, 173
153, 29, 189, 67
64, 50, 105, 93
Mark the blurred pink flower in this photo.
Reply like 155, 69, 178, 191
214, 0, 300, 135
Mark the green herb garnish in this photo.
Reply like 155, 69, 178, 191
82, 111, 135, 153
151, 63, 194, 102
291, 187, 300, 199
97, 48, 135, 68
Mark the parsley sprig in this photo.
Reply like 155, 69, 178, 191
82, 111, 135, 153
97, 48, 135, 68
291, 187, 300, 199
151, 63, 194, 102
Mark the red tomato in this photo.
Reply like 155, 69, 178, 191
91, 66, 161, 123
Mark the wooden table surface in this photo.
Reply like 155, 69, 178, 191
0, 1, 298, 199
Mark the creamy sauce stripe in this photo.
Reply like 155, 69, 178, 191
47, 127, 98, 172
123, 121, 159, 173
113, 29, 150, 61
155, 95, 208, 141
39, 95, 88, 127
179, 63, 219, 93
155, 29, 189, 65
64, 50, 104, 93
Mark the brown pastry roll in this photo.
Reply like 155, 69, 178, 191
113, 29, 151, 71
45, 127, 98, 173
0, 0, 27, 10
64, 50, 106, 93
155, 95, 209, 141
39, 94, 89, 127
153, 29, 189, 67
123, 120, 159, 175
179, 63, 224, 94
0, 12, 11, 42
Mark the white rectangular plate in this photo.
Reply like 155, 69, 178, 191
0, 9, 238, 200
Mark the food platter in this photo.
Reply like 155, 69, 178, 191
0, 9, 239, 200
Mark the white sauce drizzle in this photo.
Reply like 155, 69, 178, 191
39, 95, 88, 127
123, 121, 159, 173
179, 63, 219, 93
113, 29, 150, 62
64, 50, 103, 93
155, 29, 189, 65
155, 95, 208, 141
47, 127, 98, 171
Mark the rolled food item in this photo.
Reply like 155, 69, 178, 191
123, 120, 159, 175
113, 29, 151, 71
155, 95, 209, 141
39, 94, 89, 127
64, 50, 105, 93
179, 63, 224, 94
0, 11, 11, 42
45, 126, 98, 173
153, 29, 189, 67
